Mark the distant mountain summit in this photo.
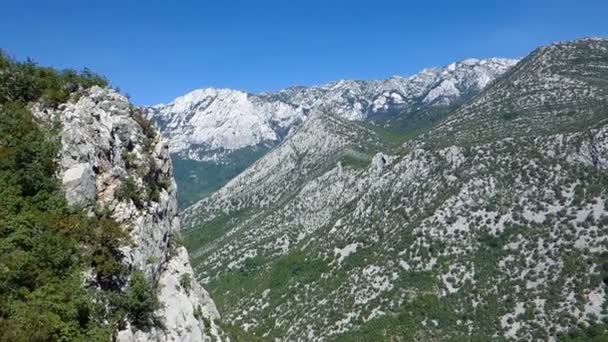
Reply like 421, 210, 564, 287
147, 57, 517, 208
264, 57, 516, 120
147, 88, 306, 161
149, 57, 516, 159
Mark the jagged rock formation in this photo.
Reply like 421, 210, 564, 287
34, 87, 225, 341
263, 58, 517, 121
182, 38, 608, 340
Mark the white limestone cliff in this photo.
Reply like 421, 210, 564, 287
34, 86, 224, 341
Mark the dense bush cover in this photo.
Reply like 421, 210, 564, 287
0, 101, 115, 340
121, 271, 163, 329
0, 50, 108, 108
0, 53, 160, 341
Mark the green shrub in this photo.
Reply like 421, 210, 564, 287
121, 271, 163, 330
80, 216, 130, 289
558, 322, 608, 341
116, 176, 143, 208
123, 150, 138, 169
222, 324, 273, 342
240, 256, 265, 276
119, 155, 170, 206
338, 152, 371, 170
0, 50, 108, 108
131, 107, 156, 143
143, 158, 164, 203
180, 273, 193, 294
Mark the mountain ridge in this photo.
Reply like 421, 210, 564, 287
147, 57, 518, 208
150, 57, 518, 160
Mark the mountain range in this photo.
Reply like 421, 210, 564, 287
180, 38, 608, 340
3, 36, 607, 342
147, 58, 517, 208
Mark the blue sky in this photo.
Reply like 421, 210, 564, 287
2, 0, 607, 105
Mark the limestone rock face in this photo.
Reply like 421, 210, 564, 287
371, 152, 394, 170
34, 86, 224, 341
62, 162, 97, 207
116, 247, 222, 342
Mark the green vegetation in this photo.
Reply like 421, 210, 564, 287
209, 249, 329, 312
268, 250, 329, 290
122, 149, 137, 169
365, 105, 454, 147
116, 160, 170, 207
0, 50, 108, 108
185, 214, 235, 255
179, 273, 192, 294
120, 271, 162, 330
558, 322, 608, 342
131, 107, 157, 142
120, 143, 171, 207
172, 145, 271, 209
221, 324, 273, 342
116, 176, 143, 208
334, 294, 462, 341
142, 157, 170, 203
0, 101, 121, 340
0, 53, 162, 340
338, 151, 372, 170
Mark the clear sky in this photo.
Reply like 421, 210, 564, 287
2, 0, 607, 105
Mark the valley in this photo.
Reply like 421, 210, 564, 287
147, 58, 517, 209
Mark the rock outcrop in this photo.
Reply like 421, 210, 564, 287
34, 86, 224, 341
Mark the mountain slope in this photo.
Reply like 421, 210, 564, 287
182, 110, 385, 229
151, 58, 517, 158
148, 58, 517, 208
182, 38, 608, 341
147, 88, 306, 160
428, 37, 608, 147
